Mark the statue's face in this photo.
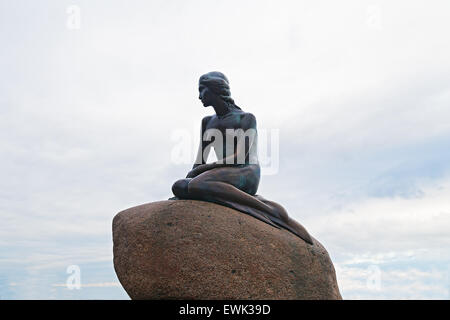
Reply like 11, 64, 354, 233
198, 84, 216, 107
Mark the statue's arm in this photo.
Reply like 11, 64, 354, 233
187, 116, 211, 177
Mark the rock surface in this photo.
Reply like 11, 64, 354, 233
113, 200, 342, 299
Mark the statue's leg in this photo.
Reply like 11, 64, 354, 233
253, 195, 288, 221
179, 167, 313, 244
254, 195, 313, 244
187, 174, 274, 216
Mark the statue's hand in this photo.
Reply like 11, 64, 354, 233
186, 170, 197, 179
186, 163, 211, 178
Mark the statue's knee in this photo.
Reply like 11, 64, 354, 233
172, 179, 189, 197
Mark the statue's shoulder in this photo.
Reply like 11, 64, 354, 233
241, 112, 256, 120
240, 112, 257, 128
202, 115, 213, 123
201, 115, 213, 130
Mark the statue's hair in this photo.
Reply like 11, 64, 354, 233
199, 71, 242, 110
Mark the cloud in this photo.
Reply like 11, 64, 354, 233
336, 265, 449, 299
308, 178, 450, 299
308, 177, 450, 256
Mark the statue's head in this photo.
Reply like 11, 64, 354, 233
198, 71, 234, 108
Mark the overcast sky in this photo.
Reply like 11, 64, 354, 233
1, 0, 449, 299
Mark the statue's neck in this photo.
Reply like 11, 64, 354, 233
212, 100, 232, 117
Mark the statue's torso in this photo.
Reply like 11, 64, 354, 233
204, 111, 259, 165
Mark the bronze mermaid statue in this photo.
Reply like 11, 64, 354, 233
170, 71, 313, 244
